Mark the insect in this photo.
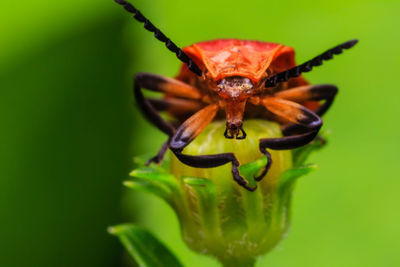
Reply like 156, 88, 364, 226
115, 0, 358, 191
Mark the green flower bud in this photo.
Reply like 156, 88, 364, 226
127, 119, 323, 266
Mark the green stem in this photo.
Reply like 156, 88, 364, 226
220, 257, 256, 267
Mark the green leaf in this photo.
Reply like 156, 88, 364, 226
108, 224, 183, 267
238, 156, 268, 188
133, 155, 170, 171
128, 158, 191, 220
239, 156, 268, 177
130, 166, 175, 183
292, 132, 329, 167
274, 164, 317, 219
182, 177, 219, 233
238, 157, 269, 228
124, 180, 172, 204
278, 164, 317, 194
127, 163, 184, 212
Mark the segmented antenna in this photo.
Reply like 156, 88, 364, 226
114, 0, 203, 76
265, 39, 358, 88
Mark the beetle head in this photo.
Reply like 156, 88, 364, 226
215, 76, 252, 139
217, 76, 254, 99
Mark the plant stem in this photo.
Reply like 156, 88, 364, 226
220, 257, 256, 267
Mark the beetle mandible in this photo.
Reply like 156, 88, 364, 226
115, 0, 358, 191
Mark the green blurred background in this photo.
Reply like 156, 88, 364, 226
1, 0, 399, 266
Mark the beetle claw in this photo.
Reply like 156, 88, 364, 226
224, 128, 234, 139
236, 126, 247, 139
224, 126, 247, 139
232, 164, 257, 191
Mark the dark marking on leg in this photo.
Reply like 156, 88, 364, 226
148, 97, 203, 114
313, 85, 338, 116
274, 84, 338, 116
136, 72, 202, 99
277, 84, 337, 136
261, 97, 322, 129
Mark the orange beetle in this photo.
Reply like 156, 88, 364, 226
115, 0, 358, 191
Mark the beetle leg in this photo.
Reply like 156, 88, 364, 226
145, 138, 170, 165
261, 97, 322, 129
134, 72, 203, 164
148, 97, 204, 120
169, 104, 257, 191
134, 74, 176, 137
274, 84, 338, 116
136, 72, 202, 100
169, 104, 219, 149
172, 152, 256, 191
134, 72, 204, 160
133, 83, 172, 164
255, 97, 322, 181
273, 84, 337, 135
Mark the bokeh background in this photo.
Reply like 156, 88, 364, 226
1, 0, 399, 266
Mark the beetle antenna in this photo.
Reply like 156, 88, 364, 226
265, 39, 358, 87
114, 0, 203, 76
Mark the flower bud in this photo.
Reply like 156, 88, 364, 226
127, 119, 322, 266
